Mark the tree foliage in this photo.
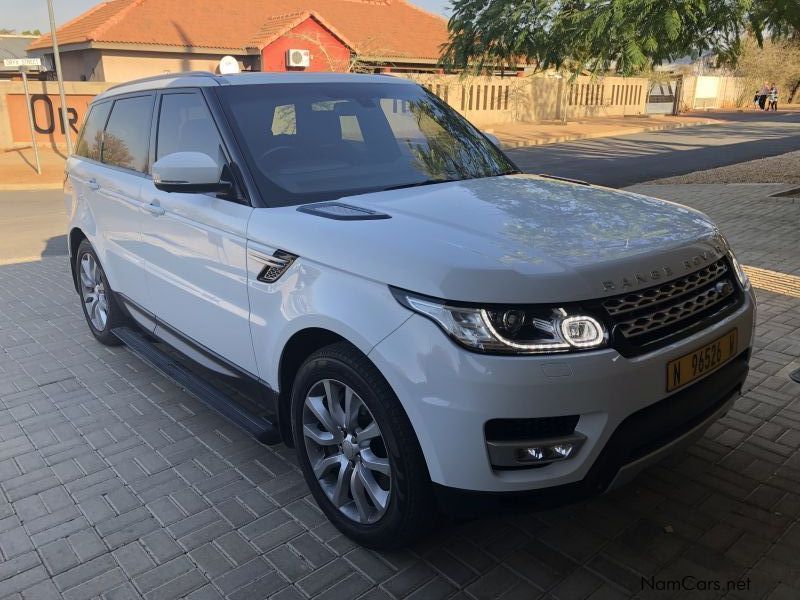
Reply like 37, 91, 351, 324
0, 28, 42, 35
734, 37, 800, 102
442, 0, 799, 76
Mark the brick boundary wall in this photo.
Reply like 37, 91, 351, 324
0, 81, 112, 150
397, 73, 652, 127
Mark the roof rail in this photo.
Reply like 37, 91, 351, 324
104, 71, 218, 93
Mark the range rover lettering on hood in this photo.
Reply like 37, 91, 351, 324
601, 244, 725, 292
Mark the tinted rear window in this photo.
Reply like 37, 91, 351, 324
216, 82, 515, 207
102, 95, 154, 173
75, 101, 111, 161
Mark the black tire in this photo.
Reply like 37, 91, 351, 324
75, 239, 128, 346
291, 342, 435, 549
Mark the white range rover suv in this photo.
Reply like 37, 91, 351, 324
66, 71, 755, 548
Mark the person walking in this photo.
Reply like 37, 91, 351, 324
768, 83, 778, 111
758, 82, 770, 110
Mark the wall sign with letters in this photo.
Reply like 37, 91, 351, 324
6, 93, 93, 145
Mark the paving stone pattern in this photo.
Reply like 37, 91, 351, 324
0, 183, 796, 599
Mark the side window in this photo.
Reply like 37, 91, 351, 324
74, 102, 111, 161
156, 93, 223, 162
103, 95, 153, 173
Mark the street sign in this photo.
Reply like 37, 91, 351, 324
3, 57, 42, 68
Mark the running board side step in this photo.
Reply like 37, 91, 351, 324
112, 327, 281, 445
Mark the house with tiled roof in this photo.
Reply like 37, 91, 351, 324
27, 0, 450, 82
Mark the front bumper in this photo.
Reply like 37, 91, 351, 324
367, 290, 755, 493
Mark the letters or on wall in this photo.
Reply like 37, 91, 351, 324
7, 93, 94, 145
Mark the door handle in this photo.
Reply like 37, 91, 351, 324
87, 179, 100, 191
144, 201, 166, 216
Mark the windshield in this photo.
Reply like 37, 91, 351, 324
216, 82, 517, 207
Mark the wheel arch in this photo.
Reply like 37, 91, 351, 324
276, 327, 347, 447
68, 227, 88, 293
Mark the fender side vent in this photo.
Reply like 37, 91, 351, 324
251, 249, 297, 283
297, 202, 390, 220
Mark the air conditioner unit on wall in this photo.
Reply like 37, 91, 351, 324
286, 49, 310, 68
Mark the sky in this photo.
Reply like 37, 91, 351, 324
1, 0, 451, 33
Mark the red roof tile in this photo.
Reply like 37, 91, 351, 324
29, 0, 448, 60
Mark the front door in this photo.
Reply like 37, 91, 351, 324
140, 90, 257, 375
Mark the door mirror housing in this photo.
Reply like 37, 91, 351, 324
152, 152, 230, 193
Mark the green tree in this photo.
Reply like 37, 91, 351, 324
21, 29, 42, 36
442, 0, 799, 76
733, 37, 800, 102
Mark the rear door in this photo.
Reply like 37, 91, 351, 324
68, 99, 111, 230
139, 89, 258, 375
74, 94, 154, 312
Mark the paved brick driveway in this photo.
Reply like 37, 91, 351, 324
0, 184, 798, 600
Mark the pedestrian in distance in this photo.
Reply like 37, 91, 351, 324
768, 83, 778, 111
753, 89, 761, 110
758, 82, 769, 110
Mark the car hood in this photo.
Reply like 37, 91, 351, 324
249, 175, 726, 304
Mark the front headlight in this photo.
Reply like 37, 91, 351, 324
728, 251, 751, 291
391, 288, 606, 354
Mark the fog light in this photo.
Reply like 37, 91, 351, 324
515, 441, 578, 463
488, 434, 586, 468
523, 447, 545, 460
552, 443, 574, 458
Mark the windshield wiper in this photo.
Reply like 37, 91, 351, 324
381, 179, 454, 192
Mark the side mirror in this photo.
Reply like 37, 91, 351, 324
482, 132, 501, 148
152, 152, 230, 194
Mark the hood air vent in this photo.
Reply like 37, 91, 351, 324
297, 202, 390, 221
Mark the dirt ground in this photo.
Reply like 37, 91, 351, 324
651, 149, 800, 185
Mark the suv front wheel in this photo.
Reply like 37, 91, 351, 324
291, 342, 434, 549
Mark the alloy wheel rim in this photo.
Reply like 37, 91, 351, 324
79, 253, 109, 331
302, 379, 391, 524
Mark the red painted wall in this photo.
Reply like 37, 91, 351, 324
261, 18, 351, 72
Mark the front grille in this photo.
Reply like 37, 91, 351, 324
603, 259, 728, 316
615, 279, 735, 337
600, 258, 742, 355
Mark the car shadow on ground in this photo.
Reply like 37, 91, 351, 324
42, 234, 68, 257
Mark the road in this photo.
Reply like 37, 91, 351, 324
0, 189, 67, 264
506, 110, 800, 187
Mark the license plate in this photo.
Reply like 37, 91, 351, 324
666, 329, 738, 392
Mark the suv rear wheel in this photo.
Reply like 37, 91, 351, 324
76, 239, 127, 346
291, 342, 435, 549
